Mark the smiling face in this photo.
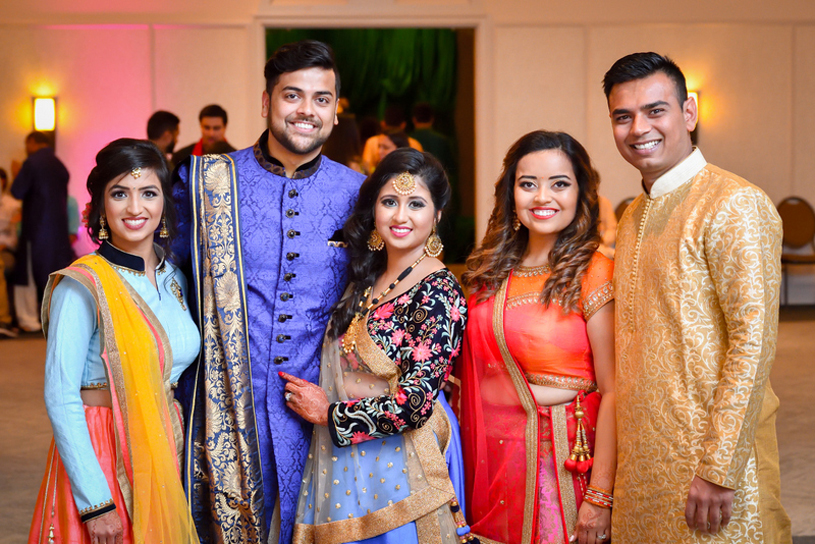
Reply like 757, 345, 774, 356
103, 170, 163, 254
514, 149, 579, 248
608, 72, 697, 188
374, 175, 439, 259
263, 67, 338, 162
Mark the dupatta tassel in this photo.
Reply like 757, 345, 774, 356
565, 392, 593, 474
450, 499, 480, 543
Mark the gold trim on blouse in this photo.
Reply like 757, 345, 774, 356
524, 372, 598, 393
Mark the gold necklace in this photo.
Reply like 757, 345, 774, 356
341, 253, 427, 354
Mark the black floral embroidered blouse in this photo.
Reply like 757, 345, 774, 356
328, 269, 467, 447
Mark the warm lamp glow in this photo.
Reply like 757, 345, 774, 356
33, 97, 56, 131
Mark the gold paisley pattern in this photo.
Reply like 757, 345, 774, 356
613, 157, 788, 543
188, 154, 265, 542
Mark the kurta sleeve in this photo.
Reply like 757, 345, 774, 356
695, 188, 783, 489
328, 275, 468, 447
44, 277, 116, 518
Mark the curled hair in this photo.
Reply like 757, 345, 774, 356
329, 148, 450, 337
265, 40, 340, 97
602, 52, 687, 105
463, 131, 600, 314
85, 138, 176, 255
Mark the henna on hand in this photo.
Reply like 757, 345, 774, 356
279, 371, 330, 426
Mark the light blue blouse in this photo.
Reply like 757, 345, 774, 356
43, 243, 201, 516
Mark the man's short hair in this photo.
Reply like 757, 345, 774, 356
412, 103, 434, 124
264, 40, 341, 97
383, 105, 406, 129
147, 110, 180, 140
603, 52, 688, 105
199, 104, 228, 125
26, 131, 52, 146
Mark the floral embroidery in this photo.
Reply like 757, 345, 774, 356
329, 270, 467, 447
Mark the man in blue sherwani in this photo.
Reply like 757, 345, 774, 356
173, 40, 364, 544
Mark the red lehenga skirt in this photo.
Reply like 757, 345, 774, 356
28, 406, 133, 544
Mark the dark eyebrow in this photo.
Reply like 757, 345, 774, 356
281, 86, 303, 93
549, 175, 572, 181
107, 184, 160, 192
642, 100, 670, 111
518, 175, 537, 181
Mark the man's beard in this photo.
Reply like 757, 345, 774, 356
269, 117, 330, 156
164, 142, 175, 154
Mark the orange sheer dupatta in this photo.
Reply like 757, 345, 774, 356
44, 256, 198, 544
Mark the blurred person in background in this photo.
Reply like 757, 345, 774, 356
11, 131, 72, 333
172, 104, 236, 166
147, 110, 181, 166
0, 168, 21, 338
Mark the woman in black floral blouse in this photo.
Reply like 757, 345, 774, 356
281, 148, 473, 544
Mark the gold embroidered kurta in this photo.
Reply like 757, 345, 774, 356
613, 149, 791, 543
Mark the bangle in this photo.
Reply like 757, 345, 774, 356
584, 486, 613, 509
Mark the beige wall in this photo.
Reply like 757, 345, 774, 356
1, 0, 814, 300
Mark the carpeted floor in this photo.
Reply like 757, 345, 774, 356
1, 309, 813, 543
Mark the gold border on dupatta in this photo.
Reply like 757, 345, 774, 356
551, 405, 578, 542
492, 276, 538, 544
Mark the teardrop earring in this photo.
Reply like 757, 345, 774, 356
159, 216, 169, 239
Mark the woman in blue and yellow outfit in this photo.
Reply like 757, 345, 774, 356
282, 149, 475, 544
28, 139, 199, 544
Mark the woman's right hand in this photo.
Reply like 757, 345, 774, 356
85, 510, 123, 544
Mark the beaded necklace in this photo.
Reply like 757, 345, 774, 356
341, 252, 427, 354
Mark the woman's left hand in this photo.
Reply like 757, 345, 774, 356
572, 501, 611, 544
279, 371, 329, 426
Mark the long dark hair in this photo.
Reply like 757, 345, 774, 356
329, 148, 450, 337
464, 130, 600, 313
85, 138, 175, 254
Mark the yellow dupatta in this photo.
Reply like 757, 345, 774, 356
43, 255, 198, 543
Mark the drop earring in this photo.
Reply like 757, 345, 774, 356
159, 216, 169, 239
512, 214, 521, 232
98, 216, 109, 241
367, 229, 384, 251
424, 225, 443, 258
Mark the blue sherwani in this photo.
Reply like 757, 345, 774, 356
173, 131, 364, 543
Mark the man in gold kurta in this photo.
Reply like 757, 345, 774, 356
603, 52, 791, 543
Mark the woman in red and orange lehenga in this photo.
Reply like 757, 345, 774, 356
456, 131, 616, 544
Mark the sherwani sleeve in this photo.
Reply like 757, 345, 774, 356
695, 187, 782, 489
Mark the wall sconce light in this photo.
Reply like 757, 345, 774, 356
32, 96, 57, 147
688, 91, 699, 145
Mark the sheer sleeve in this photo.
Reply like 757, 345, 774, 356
329, 272, 467, 447
44, 277, 115, 516
580, 252, 614, 321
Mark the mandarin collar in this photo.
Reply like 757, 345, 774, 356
97, 241, 166, 275
253, 129, 322, 179
646, 148, 707, 199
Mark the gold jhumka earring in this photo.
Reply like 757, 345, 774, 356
159, 216, 169, 239
424, 225, 443, 258
512, 214, 521, 231
367, 229, 384, 251
98, 216, 109, 240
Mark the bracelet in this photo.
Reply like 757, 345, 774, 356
584, 486, 613, 509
